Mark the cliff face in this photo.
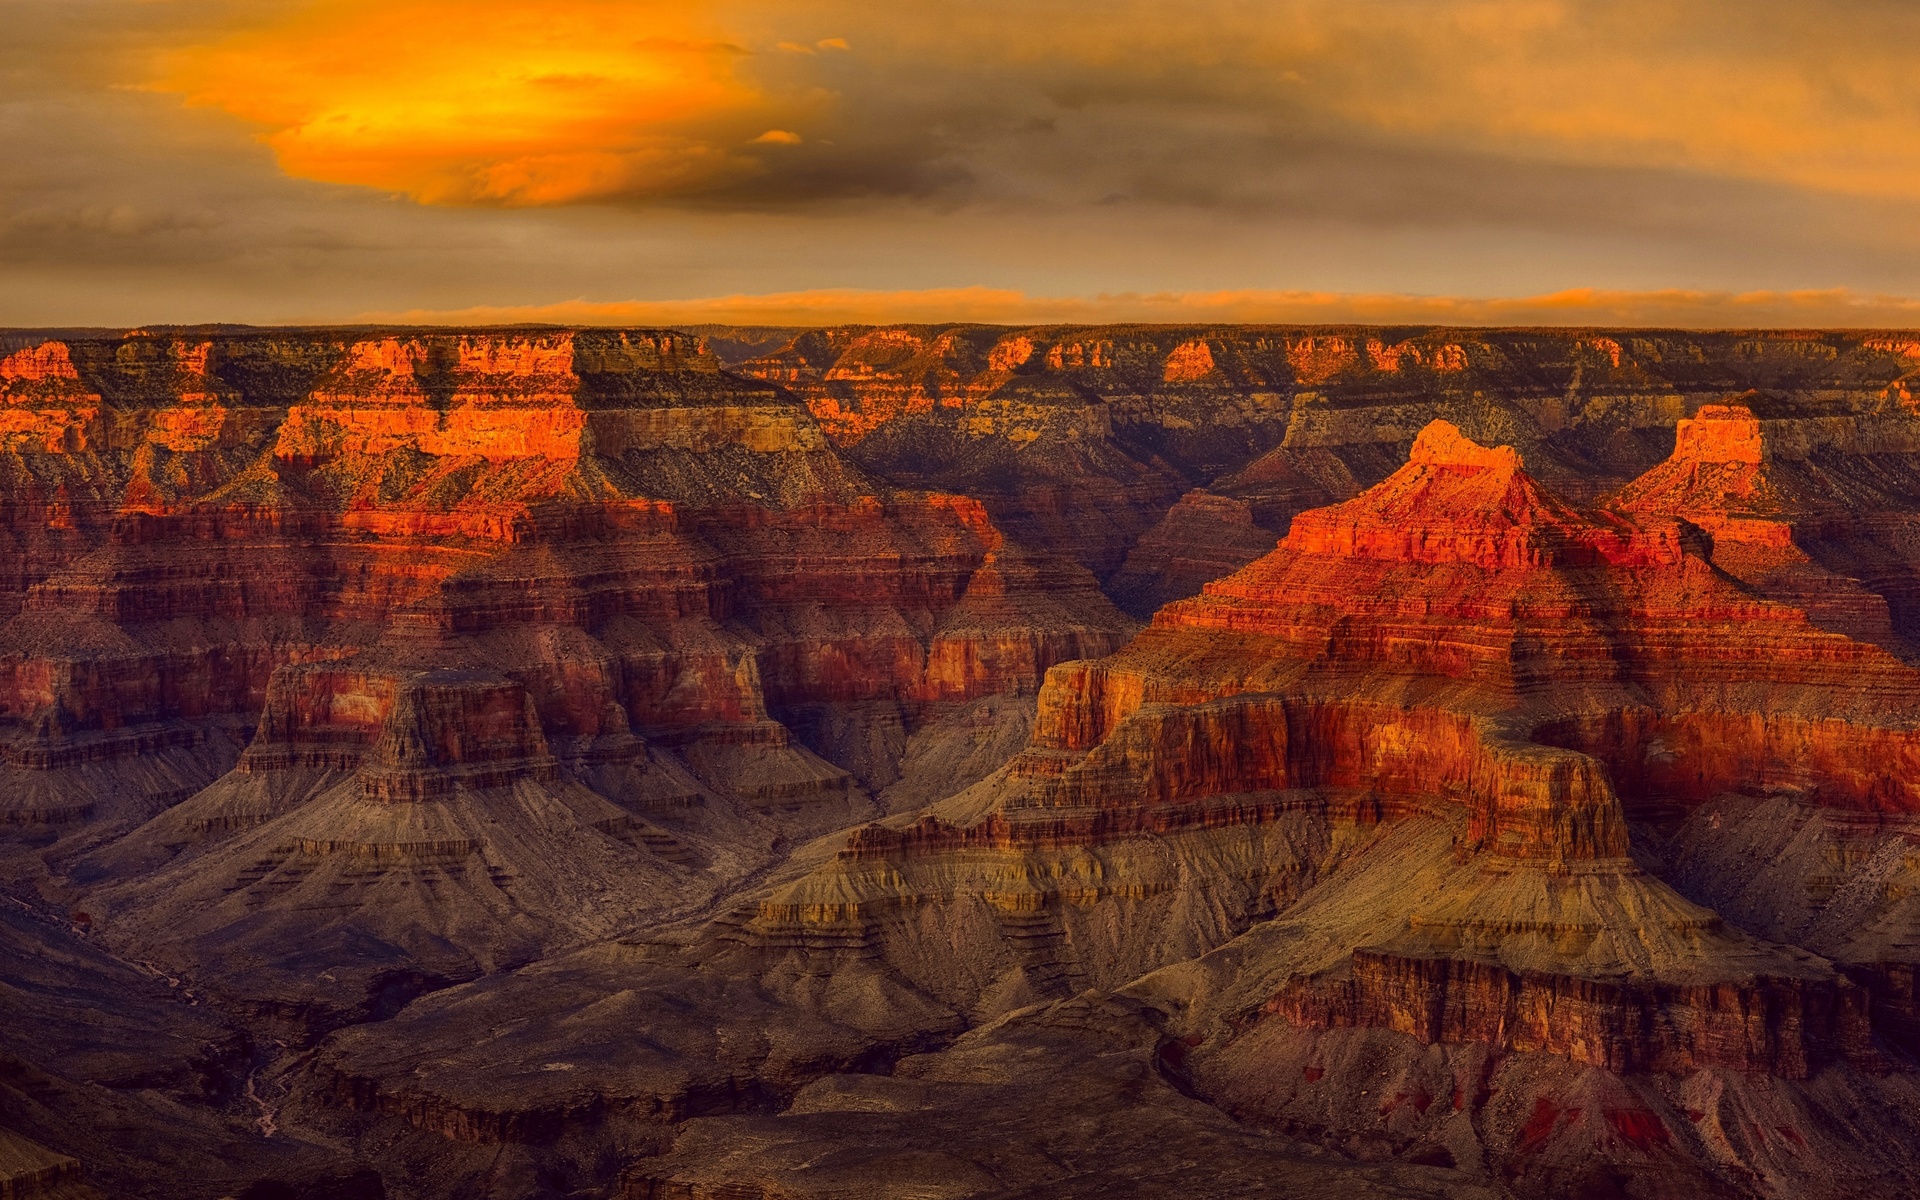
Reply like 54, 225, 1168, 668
693, 407, 1920, 1197
722, 328, 1920, 603
11, 325, 1920, 1200
0, 328, 1126, 752
0, 328, 1134, 1025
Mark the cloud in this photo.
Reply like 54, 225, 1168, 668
142, 0, 1920, 211
154, 0, 810, 205
355, 286, 1920, 329
9, 0, 1920, 327
1281, 0, 1920, 201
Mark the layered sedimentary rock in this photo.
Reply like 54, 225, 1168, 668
1611, 398, 1920, 652
1032, 418, 1920, 833
635, 413, 1920, 1197
12, 325, 1920, 1199
1105, 489, 1286, 616
0, 329, 1131, 1031
0, 329, 1123, 748
181, 368, 1920, 1197
76, 664, 727, 1030
723, 328, 1920, 600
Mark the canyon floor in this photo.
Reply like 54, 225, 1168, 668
5, 324, 1920, 1199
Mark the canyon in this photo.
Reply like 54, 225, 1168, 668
4, 324, 1920, 1198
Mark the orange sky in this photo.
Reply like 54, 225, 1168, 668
159, 0, 1920, 205
363, 287, 1920, 330
3, 0, 1918, 325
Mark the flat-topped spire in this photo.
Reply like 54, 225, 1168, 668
1407, 419, 1523, 472
1673, 403, 1766, 466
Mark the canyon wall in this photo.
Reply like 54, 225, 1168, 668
722, 326, 1920, 612
7, 324, 1920, 1200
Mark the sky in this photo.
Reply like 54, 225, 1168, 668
5, 0, 1920, 328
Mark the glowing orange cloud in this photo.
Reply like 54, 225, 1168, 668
157, 0, 802, 205
354, 286, 1920, 330
149, 0, 1920, 207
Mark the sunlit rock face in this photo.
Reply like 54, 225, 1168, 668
732, 412, 1920, 1198
11, 326, 1920, 1199
737, 326, 1920, 623
0, 327, 1127, 774
0, 328, 1134, 1035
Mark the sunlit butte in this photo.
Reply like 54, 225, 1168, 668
156, 0, 796, 205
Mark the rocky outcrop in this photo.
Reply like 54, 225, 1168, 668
722, 327, 1920, 601
81, 663, 724, 1031
1267, 948, 1872, 1077
681, 413, 1920, 1197
0, 328, 1132, 1024
0, 329, 1128, 781
0, 1130, 87, 1200
15, 325, 1920, 1199
1106, 490, 1280, 616
735, 326, 1289, 580
1610, 398, 1920, 652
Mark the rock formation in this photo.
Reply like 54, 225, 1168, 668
631, 412, 1920, 1195
8, 325, 1920, 1198
0, 329, 1131, 1028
